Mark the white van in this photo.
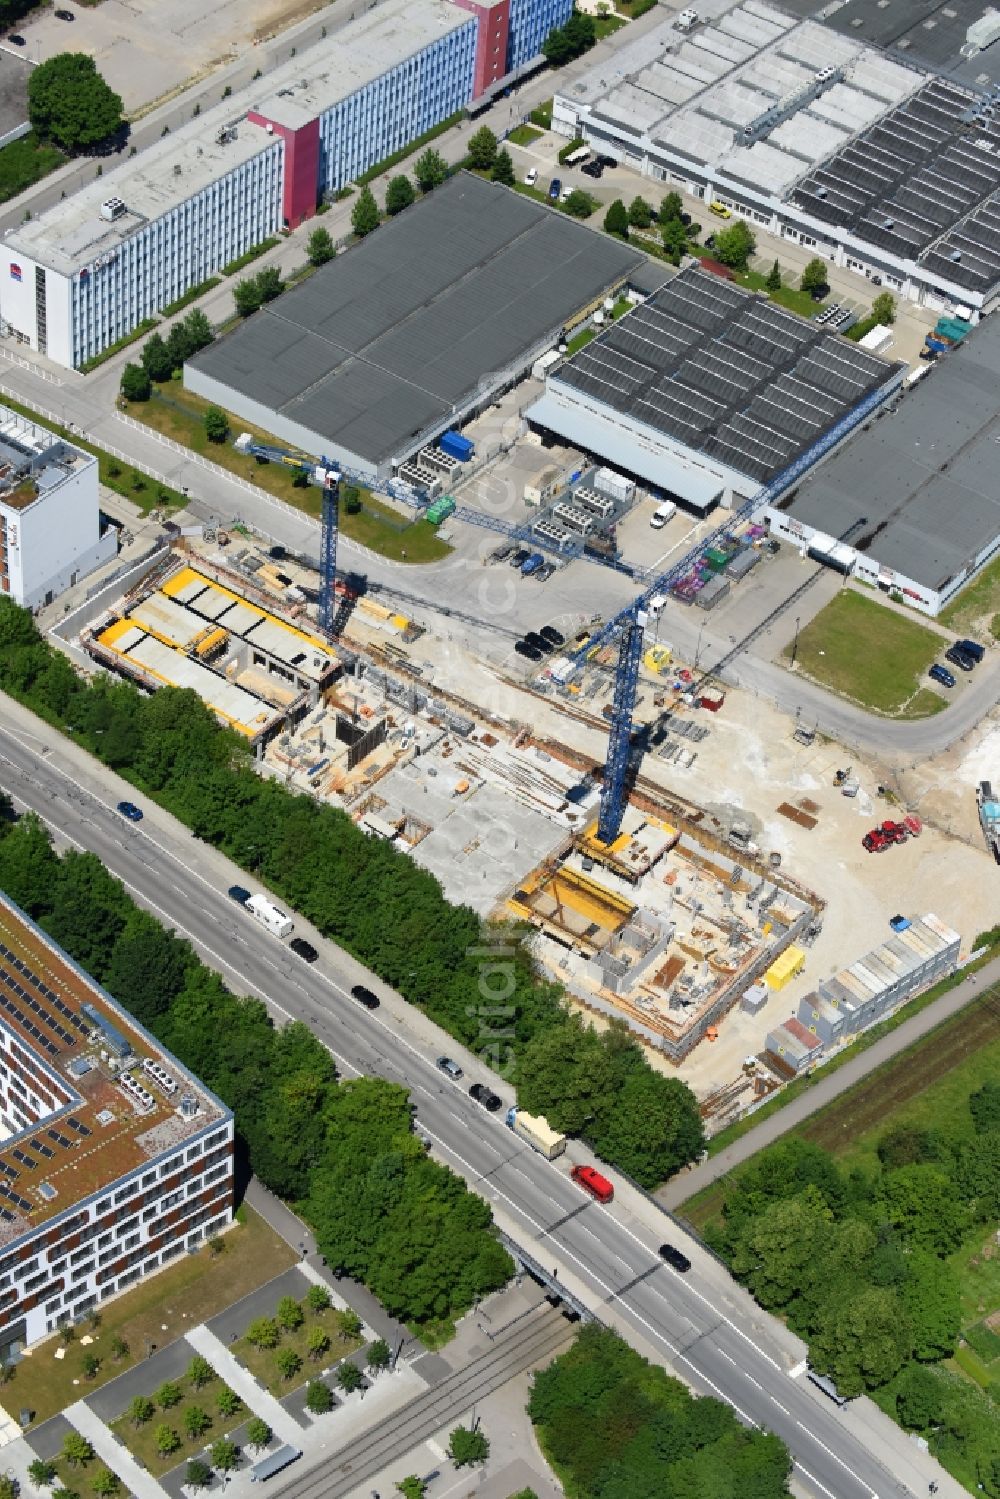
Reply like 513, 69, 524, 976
650, 501, 677, 529
245, 894, 294, 939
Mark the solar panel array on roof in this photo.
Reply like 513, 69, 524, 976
552, 267, 899, 484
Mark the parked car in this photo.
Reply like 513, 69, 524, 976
350, 983, 380, 1010
945, 645, 975, 672
469, 1082, 503, 1111
7, 33, 25, 43
597, 154, 617, 168
268, 544, 287, 561
289, 937, 318, 963
228, 884, 251, 905
535, 562, 556, 581
929, 663, 956, 688
490, 543, 514, 563
709, 200, 731, 217
54, 8, 74, 17
525, 167, 538, 186
523, 630, 549, 652
957, 638, 985, 663
582, 160, 603, 179
521, 552, 545, 576
548, 178, 562, 201
508, 547, 530, 568
514, 639, 544, 661
116, 800, 143, 822
540, 624, 565, 647
658, 1243, 692, 1272
437, 1056, 463, 1080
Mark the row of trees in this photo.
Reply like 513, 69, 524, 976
120, 309, 214, 401
704, 1090, 1000, 1480
529, 1325, 791, 1498
602, 192, 698, 262
0, 600, 704, 1187
233, 265, 284, 318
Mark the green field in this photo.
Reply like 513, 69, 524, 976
735, 267, 822, 318
939, 550, 1000, 639
785, 589, 945, 713
507, 124, 543, 146
234, 1303, 362, 1396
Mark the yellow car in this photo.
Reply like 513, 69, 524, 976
709, 200, 732, 218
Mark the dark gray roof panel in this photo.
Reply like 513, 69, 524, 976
551, 266, 901, 487
188, 173, 641, 467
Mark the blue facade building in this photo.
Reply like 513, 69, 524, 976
507, 0, 573, 71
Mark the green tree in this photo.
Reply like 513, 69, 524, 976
156, 1381, 182, 1410
275, 1347, 302, 1381
306, 1324, 330, 1361
872, 290, 896, 325
970, 1081, 1000, 1133
306, 226, 335, 266
811, 1287, 911, 1398
658, 191, 683, 223
185, 1462, 212, 1492
729, 1187, 832, 1309
338, 1309, 363, 1340
396, 1480, 427, 1499
413, 147, 447, 193
896, 1363, 943, 1430
467, 126, 498, 171
109, 1335, 129, 1362
28, 54, 123, 151
203, 406, 228, 444
882, 1164, 969, 1254
276, 1294, 305, 1332
491, 148, 515, 186
661, 217, 687, 263
120, 362, 151, 402
62, 1434, 94, 1469
154, 1425, 180, 1459
90, 1474, 119, 1499
245, 1317, 280, 1350
385, 174, 416, 216
80, 1352, 100, 1379
305, 1379, 333, 1414
563, 189, 593, 218
216, 1387, 241, 1418
351, 185, 380, 238
305, 1284, 330, 1313
765, 258, 782, 291
712, 219, 755, 269
448, 1424, 489, 1467
183, 309, 213, 352
0, 1479, 17, 1499
627, 196, 653, 229
603, 199, 629, 238
233, 278, 262, 317
140, 331, 173, 383
183, 1406, 210, 1440
27, 1459, 56, 1488
210, 1440, 239, 1474
800, 256, 828, 295
367, 1338, 391, 1374
337, 1361, 363, 1394
901, 1250, 960, 1361
165, 320, 194, 370
186, 1353, 213, 1390
256, 266, 284, 304
245, 1417, 271, 1451
588, 1063, 704, 1188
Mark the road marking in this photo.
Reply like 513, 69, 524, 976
770, 1398, 789, 1414
796, 1421, 878, 1495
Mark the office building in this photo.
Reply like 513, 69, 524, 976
0, 892, 234, 1360
0, 404, 116, 608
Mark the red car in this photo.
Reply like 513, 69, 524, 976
571, 1164, 614, 1203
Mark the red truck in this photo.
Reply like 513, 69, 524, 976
571, 1164, 614, 1203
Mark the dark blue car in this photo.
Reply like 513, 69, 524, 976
116, 801, 143, 821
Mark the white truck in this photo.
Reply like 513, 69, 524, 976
245, 894, 294, 939
506, 1107, 567, 1160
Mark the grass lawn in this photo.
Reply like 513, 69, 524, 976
594, 13, 627, 36
939, 550, 1000, 639
0, 132, 65, 204
234, 1304, 362, 1396
899, 687, 947, 718
507, 124, 543, 146
12, 1208, 296, 1425
567, 326, 597, 356
784, 589, 943, 714
124, 388, 451, 563
735, 268, 822, 318
110, 1372, 239, 1476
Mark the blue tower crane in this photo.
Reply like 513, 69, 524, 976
596, 614, 645, 846
318, 466, 341, 638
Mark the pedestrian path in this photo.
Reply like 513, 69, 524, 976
64, 1400, 164, 1499
185, 1324, 303, 1444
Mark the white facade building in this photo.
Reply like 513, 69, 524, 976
0, 405, 115, 608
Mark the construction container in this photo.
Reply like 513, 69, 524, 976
703, 546, 731, 572
741, 981, 768, 1014
594, 467, 634, 504
765, 945, 806, 991
727, 547, 761, 581
935, 317, 971, 343
695, 576, 730, 611
439, 430, 474, 462
426, 495, 457, 525
699, 687, 725, 712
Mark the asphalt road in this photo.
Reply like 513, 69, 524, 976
0, 697, 956, 1499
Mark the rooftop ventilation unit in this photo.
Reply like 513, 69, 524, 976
100, 197, 126, 222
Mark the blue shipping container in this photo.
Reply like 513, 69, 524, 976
440, 430, 475, 462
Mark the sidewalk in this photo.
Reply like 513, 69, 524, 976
184, 1325, 304, 1445
64, 1400, 166, 1499
659, 961, 999, 1209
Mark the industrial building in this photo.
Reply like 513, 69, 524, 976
185, 172, 642, 483
0, 0, 572, 368
86, 558, 340, 750
0, 404, 116, 608
766, 309, 1000, 615
766, 913, 960, 1073
553, 0, 1000, 311
527, 265, 902, 513
0, 891, 234, 1359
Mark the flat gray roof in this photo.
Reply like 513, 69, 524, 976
775, 0, 1000, 91
548, 266, 901, 485
188, 172, 642, 468
777, 318, 1000, 591
251, 0, 472, 131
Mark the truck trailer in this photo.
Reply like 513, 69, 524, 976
505, 1107, 567, 1159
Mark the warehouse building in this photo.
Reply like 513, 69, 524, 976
767, 310, 1000, 615
185, 172, 642, 483
0, 404, 116, 607
553, 0, 1000, 312
0, 891, 234, 1359
527, 265, 903, 513
0, 0, 572, 368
